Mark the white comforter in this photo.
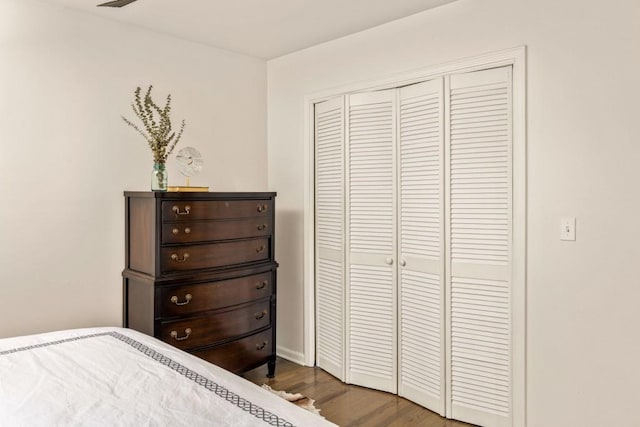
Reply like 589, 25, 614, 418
0, 327, 336, 427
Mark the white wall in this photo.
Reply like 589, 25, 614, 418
267, 0, 640, 425
0, 0, 267, 338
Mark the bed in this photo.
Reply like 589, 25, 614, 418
0, 327, 336, 426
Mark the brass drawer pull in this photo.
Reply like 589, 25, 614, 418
172, 205, 191, 215
254, 309, 268, 320
256, 223, 268, 231
171, 253, 190, 262
256, 280, 268, 290
256, 204, 268, 213
170, 328, 192, 341
172, 227, 191, 235
170, 293, 192, 306
256, 245, 266, 253
256, 340, 268, 351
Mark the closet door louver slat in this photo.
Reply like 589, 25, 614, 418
448, 67, 512, 427
315, 97, 345, 381
346, 90, 397, 393
397, 79, 445, 415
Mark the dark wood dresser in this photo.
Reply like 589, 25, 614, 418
122, 191, 278, 377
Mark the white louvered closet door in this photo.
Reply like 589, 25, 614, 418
397, 78, 446, 415
346, 89, 397, 393
446, 66, 513, 427
315, 97, 346, 381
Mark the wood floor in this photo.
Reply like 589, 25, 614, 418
243, 358, 474, 427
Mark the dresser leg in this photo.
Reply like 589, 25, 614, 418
267, 359, 276, 378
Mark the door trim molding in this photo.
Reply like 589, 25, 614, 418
303, 46, 527, 426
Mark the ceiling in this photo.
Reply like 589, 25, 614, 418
39, 0, 457, 59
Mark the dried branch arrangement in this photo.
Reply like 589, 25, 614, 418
122, 85, 186, 163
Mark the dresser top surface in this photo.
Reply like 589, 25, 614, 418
124, 191, 277, 200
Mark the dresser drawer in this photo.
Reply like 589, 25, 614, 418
163, 200, 272, 221
161, 218, 271, 245
159, 299, 271, 350
160, 238, 270, 273
158, 272, 273, 317
192, 328, 273, 374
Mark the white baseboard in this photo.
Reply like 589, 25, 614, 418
276, 345, 307, 366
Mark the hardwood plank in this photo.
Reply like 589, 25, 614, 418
243, 357, 474, 426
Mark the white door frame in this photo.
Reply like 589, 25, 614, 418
302, 46, 527, 426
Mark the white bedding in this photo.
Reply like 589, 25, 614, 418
0, 327, 337, 427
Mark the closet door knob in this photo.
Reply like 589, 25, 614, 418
385, 257, 393, 265
400, 259, 406, 267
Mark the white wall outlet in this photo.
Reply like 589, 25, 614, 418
560, 217, 576, 241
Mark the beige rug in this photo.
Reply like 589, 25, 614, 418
261, 384, 324, 417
